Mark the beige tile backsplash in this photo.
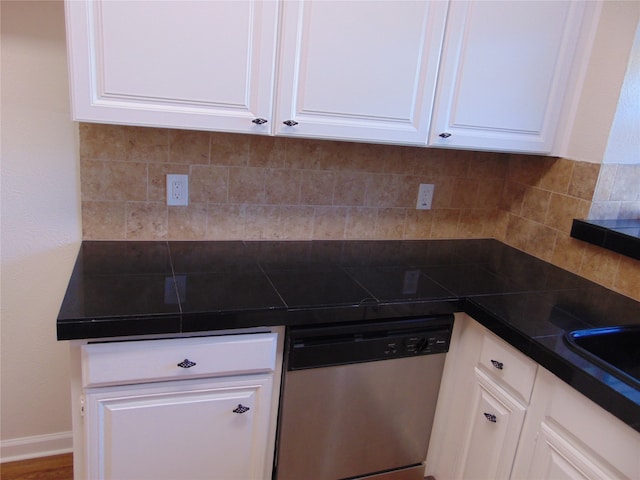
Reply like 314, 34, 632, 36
79, 123, 639, 301
80, 124, 508, 242
590, 163, 640, 219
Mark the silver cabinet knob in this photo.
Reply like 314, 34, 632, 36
283, 120, 299, 127
439, 132, 452, 138
252, 118, 268, 125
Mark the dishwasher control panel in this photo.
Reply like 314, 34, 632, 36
287, 315, 454, 370
359, 329, 451, 358
403, 332, 450, 355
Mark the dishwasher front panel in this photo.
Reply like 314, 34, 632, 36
274, 353, 446, 480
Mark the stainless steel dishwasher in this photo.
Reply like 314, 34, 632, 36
274, 315, 453, 480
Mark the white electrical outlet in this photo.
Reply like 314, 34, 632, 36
416, 183, 434, 210
167, 174, 189, 206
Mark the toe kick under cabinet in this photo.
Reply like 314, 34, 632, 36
69, 328, 284, 480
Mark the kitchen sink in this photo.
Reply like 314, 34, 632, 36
564, 326, 640, 389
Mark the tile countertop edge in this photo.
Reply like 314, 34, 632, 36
54, 239, 640, 432
464, 299, 640, 432
571, 218, 640, 260
56, 314, 183, 341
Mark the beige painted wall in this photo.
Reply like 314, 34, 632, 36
564, 0, 640, 164
1, 1, 81, 460
604, 20, 640, 166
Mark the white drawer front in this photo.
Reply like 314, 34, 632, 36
478, 331, 537, 403
82, 333, 278, 387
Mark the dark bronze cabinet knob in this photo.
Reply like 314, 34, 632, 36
177, 359, 196, 368
233, 404, 250, 414
490, 359, 504, 370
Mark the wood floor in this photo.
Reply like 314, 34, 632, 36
0, 455, 435, 479
0, 453, 73, 480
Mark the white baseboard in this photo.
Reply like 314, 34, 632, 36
0, 431, 73, 463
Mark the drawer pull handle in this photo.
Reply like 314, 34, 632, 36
283, 120, 299, 127
252, 118, 268, 125
233, 404, 250, 414
177, 359, 196, 369
439, 132, 452, 138
490, 359, 504, 370
484, 413, 497, 423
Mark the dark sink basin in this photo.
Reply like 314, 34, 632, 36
564, 325, 640, 390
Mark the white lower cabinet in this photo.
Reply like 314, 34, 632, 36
457, 368, 527, 480
519, 421, 621, 480
511, 367, 639, 480
85, 375, 273, 480
70, 329, 283, 480
426, 314, 639, 480
426, 313, 536, 480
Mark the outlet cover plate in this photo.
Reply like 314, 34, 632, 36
416, 183, 434, 210
167, 174, 189, 206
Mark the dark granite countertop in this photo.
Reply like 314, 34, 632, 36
57, 239, 640, 431
572, 218, 640, 260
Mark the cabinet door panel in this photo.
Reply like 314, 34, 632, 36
98, 2, 250, 104
276, 0, 447, 144
457, 368, 526, 480
512, 368, 639, 480
429, 0, 585, 153
66, 0, 278, 133
85, 375, 273, 480
526, 422, 627, 480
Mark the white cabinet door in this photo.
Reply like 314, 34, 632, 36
456, 368, 526, 480
84, 374, 274, 480
524, 421, 626, 480
430, 316, 639, 480
429, 0, 587, 153
65, 0, 278, 134
426, 314, 535, 480
275, 0, 447, 145
512, 367, 639, 480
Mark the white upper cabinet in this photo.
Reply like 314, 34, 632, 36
429, 0, 588, 154
65, 0, 279, 134
275, 0, 448, 145
65, 0, 597, 153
